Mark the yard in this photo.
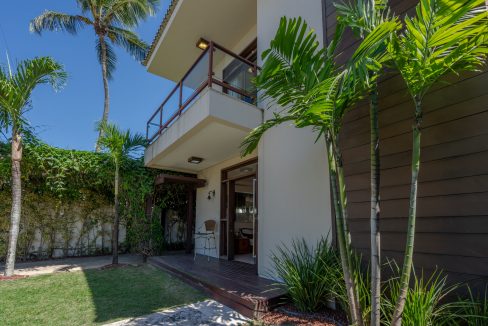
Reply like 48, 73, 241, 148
0, 265, 206, 326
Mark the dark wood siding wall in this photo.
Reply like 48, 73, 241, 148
324, 0, 488, 288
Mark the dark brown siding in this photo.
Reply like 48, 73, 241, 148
324, 0, 488, 289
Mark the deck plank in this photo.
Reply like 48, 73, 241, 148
149, 254, 287, 318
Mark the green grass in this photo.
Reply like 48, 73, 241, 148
0, 264, 206, 326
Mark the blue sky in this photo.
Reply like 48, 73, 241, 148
0, 0, 173, 150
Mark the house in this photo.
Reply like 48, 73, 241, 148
143, 0, 488, 317
144, 0, 331, 278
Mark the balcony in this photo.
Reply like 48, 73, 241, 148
145, 42, 263, 172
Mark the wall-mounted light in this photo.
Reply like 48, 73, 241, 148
207, 190, 215, 200
188, 156, 204, 164
196, 38, 209, 50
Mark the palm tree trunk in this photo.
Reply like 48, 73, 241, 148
326, 134, 363, 326
369, 82, 381, 326
5, 131, 23, 277
112, 163, 120, 265
391, 97, 422, 326
96, 35, 110, 152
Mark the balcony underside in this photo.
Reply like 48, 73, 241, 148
145, 88, 262, 173
146, 0, 257, 81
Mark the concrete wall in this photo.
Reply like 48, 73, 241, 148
256, 0, 333, 278
3, 204, 123, 260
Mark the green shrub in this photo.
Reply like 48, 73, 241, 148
271, 237, 339, 312
382, 262, 463, 326
332, 253, 372, 323
457, 285, 488, 326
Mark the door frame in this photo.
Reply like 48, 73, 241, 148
220, 157, 258, 268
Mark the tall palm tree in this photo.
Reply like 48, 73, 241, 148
0, 57, 67, 276
335, 2, 400, 324
388, 1, 488, 324
97, 121, 146, 265
241, 17, 397, 326
30, 0, 159, 150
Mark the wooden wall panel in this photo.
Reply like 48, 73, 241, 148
324, 0, 488, 288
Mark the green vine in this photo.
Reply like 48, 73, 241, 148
0, 140, 190, 260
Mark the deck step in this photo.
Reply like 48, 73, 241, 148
148, 255, 287, 319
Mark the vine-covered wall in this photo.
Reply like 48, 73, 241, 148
0, 141, 188, 261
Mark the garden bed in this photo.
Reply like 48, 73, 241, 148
260, 304, 348, 326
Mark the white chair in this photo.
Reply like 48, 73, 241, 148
194, 219, 217, 261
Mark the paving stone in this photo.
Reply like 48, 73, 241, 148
105, 300, 250, 326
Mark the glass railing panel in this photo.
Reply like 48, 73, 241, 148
147, 111, 161, 142
212, 46, 257, 105
181, 50, 209, 113
160, 86, 180, 129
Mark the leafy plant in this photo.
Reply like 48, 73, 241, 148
457, 285, 488, 325
382, 262, 464, 326
242, 15, 397, 325
97, 121, 146, 265
335, 2, 400, 324
0, 140, 187, 262
387, 1, 488, 323
333, 253, 373, 324
271, 237, 339, 312
0, 57, 67, 276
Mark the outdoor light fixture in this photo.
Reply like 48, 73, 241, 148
188, 156, 204, 164
196, 38, 209, 50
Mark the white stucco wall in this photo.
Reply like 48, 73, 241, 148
195, 154, 257, 257
256, 0, 333, 278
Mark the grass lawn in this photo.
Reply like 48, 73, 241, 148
0, 264, 206, 326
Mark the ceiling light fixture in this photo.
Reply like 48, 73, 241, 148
188, 156, 204, 164
196, 38, 209, 50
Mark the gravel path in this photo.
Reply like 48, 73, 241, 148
104, 300, 250, 326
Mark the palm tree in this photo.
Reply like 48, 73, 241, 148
241, 17, 397, 326
335, 2, 400, 324
97, 121, 146, 265
30, 0, 159, 150
0, 57, 67, 276
388, 1, 488, 324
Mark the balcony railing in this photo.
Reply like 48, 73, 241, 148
146, 42, 258, 143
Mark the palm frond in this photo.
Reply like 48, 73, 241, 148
256, 16, 332, 108
30, 10, 92, 34
97, 121, 146, 163
76, 0, 93, 13
346, 19, 400, 89
96, 39, 117, 79
107, 26, 148, 61
103, 0, 159, 27
0, 57, 66, 134
390, 0, 488, 99
335, 0, 391, 37
240, 114, 296, 156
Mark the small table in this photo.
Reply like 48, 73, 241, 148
234, 238, 250, 254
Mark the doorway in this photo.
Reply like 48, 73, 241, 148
220, 158, 258, 266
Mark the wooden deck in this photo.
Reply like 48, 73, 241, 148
149, 254, 287, 318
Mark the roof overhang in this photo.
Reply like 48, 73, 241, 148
145, 0, 257, 81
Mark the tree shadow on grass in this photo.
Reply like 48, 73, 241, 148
82, 263, 206, 324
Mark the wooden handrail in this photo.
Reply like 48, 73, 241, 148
146, 40, 260, 142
